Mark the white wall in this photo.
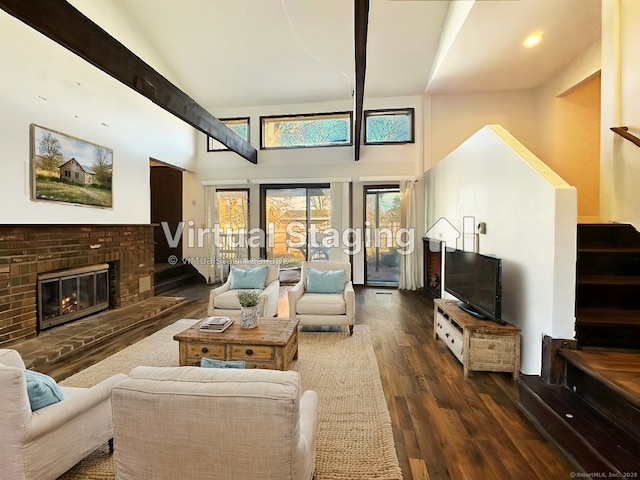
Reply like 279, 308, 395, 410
427, 91, 539, 170
424, 125, 577, 375
0, 6, 196, 224
601, 0, 640, 228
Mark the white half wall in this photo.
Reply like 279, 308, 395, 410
425, 125, 577, 375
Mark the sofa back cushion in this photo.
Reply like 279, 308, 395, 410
112, 367, 302, 479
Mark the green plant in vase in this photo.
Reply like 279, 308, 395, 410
236, 290, 260, 328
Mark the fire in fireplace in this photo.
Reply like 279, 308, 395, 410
37, 264, 110, 330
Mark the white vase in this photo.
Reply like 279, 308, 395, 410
240, 306, 259, 329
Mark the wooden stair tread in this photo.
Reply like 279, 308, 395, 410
578, 247, 640, 254
520, 376, 640, 473
559, 349, 640, 407
578, 275, 640, 285
576, 308, 640, 325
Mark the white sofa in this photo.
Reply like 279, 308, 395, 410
111, 366, 318, 480
0, 349, 127, 480
288, 261, 355, 335
208, 260, 280, 317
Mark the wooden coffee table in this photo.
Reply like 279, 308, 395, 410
173, 318, 299, 370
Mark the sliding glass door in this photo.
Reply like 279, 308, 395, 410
262, 185, 331, 269
364, 185, 400, 286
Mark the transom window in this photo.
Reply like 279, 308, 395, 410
207, 117, 250, 152
261, 112, 352, 150
364, 108, 414, 145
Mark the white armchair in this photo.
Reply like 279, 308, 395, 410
288, 261, 355, 335
208, 260, 280, 317
111, 366, 318, 480
0, 349, 127, 480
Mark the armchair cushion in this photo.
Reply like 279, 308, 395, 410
296, 293, 346, 315
24, 370, 64, 411
230, 265, 268, 289
305, 268, 346, 294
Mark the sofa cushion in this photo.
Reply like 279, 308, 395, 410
214, 289, 262, 310
201, 358, 245, 369
24, 370, 64, 411
305, 268, 346, 294
230, 265, 268, 289
296, 293, 346, 315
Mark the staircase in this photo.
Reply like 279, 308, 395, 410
154, 262, 206, 295
576, 223, 640, 349
519, 350, 640, 474
518, 223, 640, 474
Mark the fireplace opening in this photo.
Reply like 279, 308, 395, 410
37, 264, 110, 330
423, 238, 442, 299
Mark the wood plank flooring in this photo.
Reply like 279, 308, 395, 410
6, 284, 576, 479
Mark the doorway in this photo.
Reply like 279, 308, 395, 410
364, 185, 400, 286
150, 164, 183, 265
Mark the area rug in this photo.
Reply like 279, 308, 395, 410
58, 320, 403, 480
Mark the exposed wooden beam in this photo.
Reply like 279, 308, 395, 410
0, 0, 257, 164
354, 0, 369, 161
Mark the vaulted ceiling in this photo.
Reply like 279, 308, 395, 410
107, 0, 601, 110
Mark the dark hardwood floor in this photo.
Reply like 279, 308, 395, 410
9, 284, 576, 479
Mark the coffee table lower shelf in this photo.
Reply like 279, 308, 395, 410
173, 318, 299, 371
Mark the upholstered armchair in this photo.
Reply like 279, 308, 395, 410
0, 349, 127, 480
208, 260, 280, 318
111, 366, 318, 480
288, 261, 355, 335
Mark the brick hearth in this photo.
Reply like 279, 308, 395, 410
0, 225, 156, 344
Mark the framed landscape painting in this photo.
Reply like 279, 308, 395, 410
30, 124, 113, 208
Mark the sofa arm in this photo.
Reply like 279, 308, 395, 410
0, 349, 27, 369
207, 280, 231, 315
287, 281, 305, 318
26, 373, 128, 439
344, 282, 355, 320
296, 389, 318, 479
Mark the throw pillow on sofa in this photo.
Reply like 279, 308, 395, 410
306, 267, 346, 294
200, 357, 246, 369
24, 369, 64, 411
230, 265, 268, 289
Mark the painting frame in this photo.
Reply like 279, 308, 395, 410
30, 124, 113, 208
207, 117, 250, 152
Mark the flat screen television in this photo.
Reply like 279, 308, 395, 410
444, 249, 502, 322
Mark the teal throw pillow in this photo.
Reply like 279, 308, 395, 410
24, 370, 64, 411
306, 267, 346, 294
230, 265, 268, 290
200, 358, 246, 369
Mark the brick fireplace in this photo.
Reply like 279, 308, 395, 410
0, 225, 155, 345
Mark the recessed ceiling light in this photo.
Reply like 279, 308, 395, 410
523, 32, 543, 48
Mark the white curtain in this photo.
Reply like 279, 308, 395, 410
399, 180, 421, 290
204, 185, 223, 284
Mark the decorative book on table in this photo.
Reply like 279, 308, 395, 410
199, 316, 233, 332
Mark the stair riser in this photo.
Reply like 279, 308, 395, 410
577, 252, 640, 276
576, 284, 640, 309
566, 363, 640, 439
578, 224, 640, 249
518, 381, 610, 473
575, 325, 640, 349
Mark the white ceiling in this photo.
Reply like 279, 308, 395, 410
102, 0, 600, 109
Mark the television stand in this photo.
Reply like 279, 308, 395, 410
434, 299, 521, 380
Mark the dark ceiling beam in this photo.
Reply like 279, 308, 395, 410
354, 0, 369, 161
0, 0, 257, 164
